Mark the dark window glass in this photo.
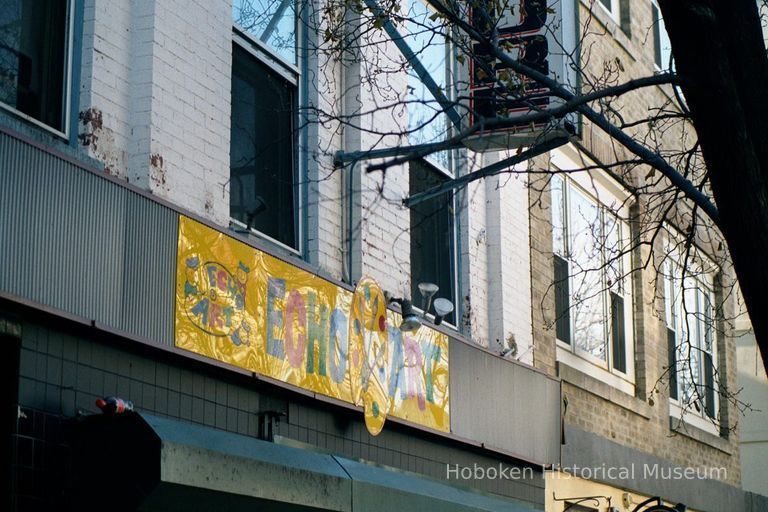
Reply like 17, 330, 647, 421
704, 352, 715, 418
230, 44, 297, 249
599, 0, 613, 12
0, 0, 68, 131
610, 292, 626, 373
410, 160, 455, 324
667, 327, 678, 400
554, 254, 571, 343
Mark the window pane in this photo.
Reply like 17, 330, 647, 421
667, 327, 678, 400
230, 45, 297, 249
0, 0, 68, 131
652, 3, 662, 67
682, 280, 701, 404
233, 0, 297, 65
704, 352, 715, 418
604, 213, 622, 292
551, 175, 566, 257
663, 259, 676, 330
679, 341, 699, 405
699, 285, 713, 352
610, 292, 626, 373
406, 0, 451, 168
569, 187, 606, 360
410, 160, 455, 324
653, 2, 673, 69
698, 284, 716, 417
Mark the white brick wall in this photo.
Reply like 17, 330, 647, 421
353, 29, 411, 297
489, 155, 533, 364
79, 0, 232, 224
79, 0, 133, 178
466, 160, 490, 346
309, 37, 345, 279
75, 0, 534, 354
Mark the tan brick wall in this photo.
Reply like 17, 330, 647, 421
529, 1, 742, 488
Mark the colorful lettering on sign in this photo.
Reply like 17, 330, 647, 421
175, 216, 449, 434
183, 258, 253, 347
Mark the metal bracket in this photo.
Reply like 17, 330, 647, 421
553, 492, 612, 511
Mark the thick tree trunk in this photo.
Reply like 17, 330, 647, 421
658, 0, 768, 372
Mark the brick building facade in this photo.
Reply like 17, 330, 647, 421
0, 0, 766, 511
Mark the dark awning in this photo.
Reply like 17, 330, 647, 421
70, 412, 540, 512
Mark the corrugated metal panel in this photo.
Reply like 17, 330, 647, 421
0, 132, 177, 346
449, 339, 561, 465
121, 193, 177, 344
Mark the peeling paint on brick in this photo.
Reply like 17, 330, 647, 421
204, 192, 215, 214
78, 107, 127, 178
149, 153, 168, 192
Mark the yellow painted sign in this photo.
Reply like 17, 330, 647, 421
175, 216, 449, 434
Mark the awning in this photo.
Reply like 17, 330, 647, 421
70, 413, 540, 512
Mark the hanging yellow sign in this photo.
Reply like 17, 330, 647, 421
175, 216, 449, 434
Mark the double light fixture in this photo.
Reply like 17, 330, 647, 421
389, 282, 454, 332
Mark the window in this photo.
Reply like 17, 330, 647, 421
406, 0, 456, 324
551, 172, 633, 384
410, 159, 456, 325
233, 0, 297, 65
664, 237, 718, 426
406, 0, 451, 170
651, 0, 673, 69
0, 0, 71, 134
230, 1, 300, 251
597, 0, 621, 23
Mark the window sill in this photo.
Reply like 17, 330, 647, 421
557, 358, 651, 419
229, 220, 301, 259
668, 411, 731, 454
0, 102, 68, 141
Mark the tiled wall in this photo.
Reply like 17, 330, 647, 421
7, 306, 545, 510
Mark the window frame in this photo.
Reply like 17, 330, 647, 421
663, 230, 720, 435
409, 157, 459, 328
596, 0, 621, 25
229, 11, 304, 256
651, 0, 673, 71
550, 150, 635, 392
0, 0, 74, 139
406, 0, 459, 325
405, 0, 455, 173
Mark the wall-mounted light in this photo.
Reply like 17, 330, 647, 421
418, 282, 438, 314
432, 297, 454, 326
389, 297, 422, 332
389, 282, 455, 331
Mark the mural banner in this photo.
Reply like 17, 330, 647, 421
175, 216, 449, 434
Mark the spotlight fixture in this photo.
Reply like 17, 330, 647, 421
389, 283, 455, 331
432, 297, 454, 326
417, 282, 456, 326
389, 297, 423, 332
417, 282, 439, 314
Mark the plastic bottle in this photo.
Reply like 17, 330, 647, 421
95, 396, 134, 415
